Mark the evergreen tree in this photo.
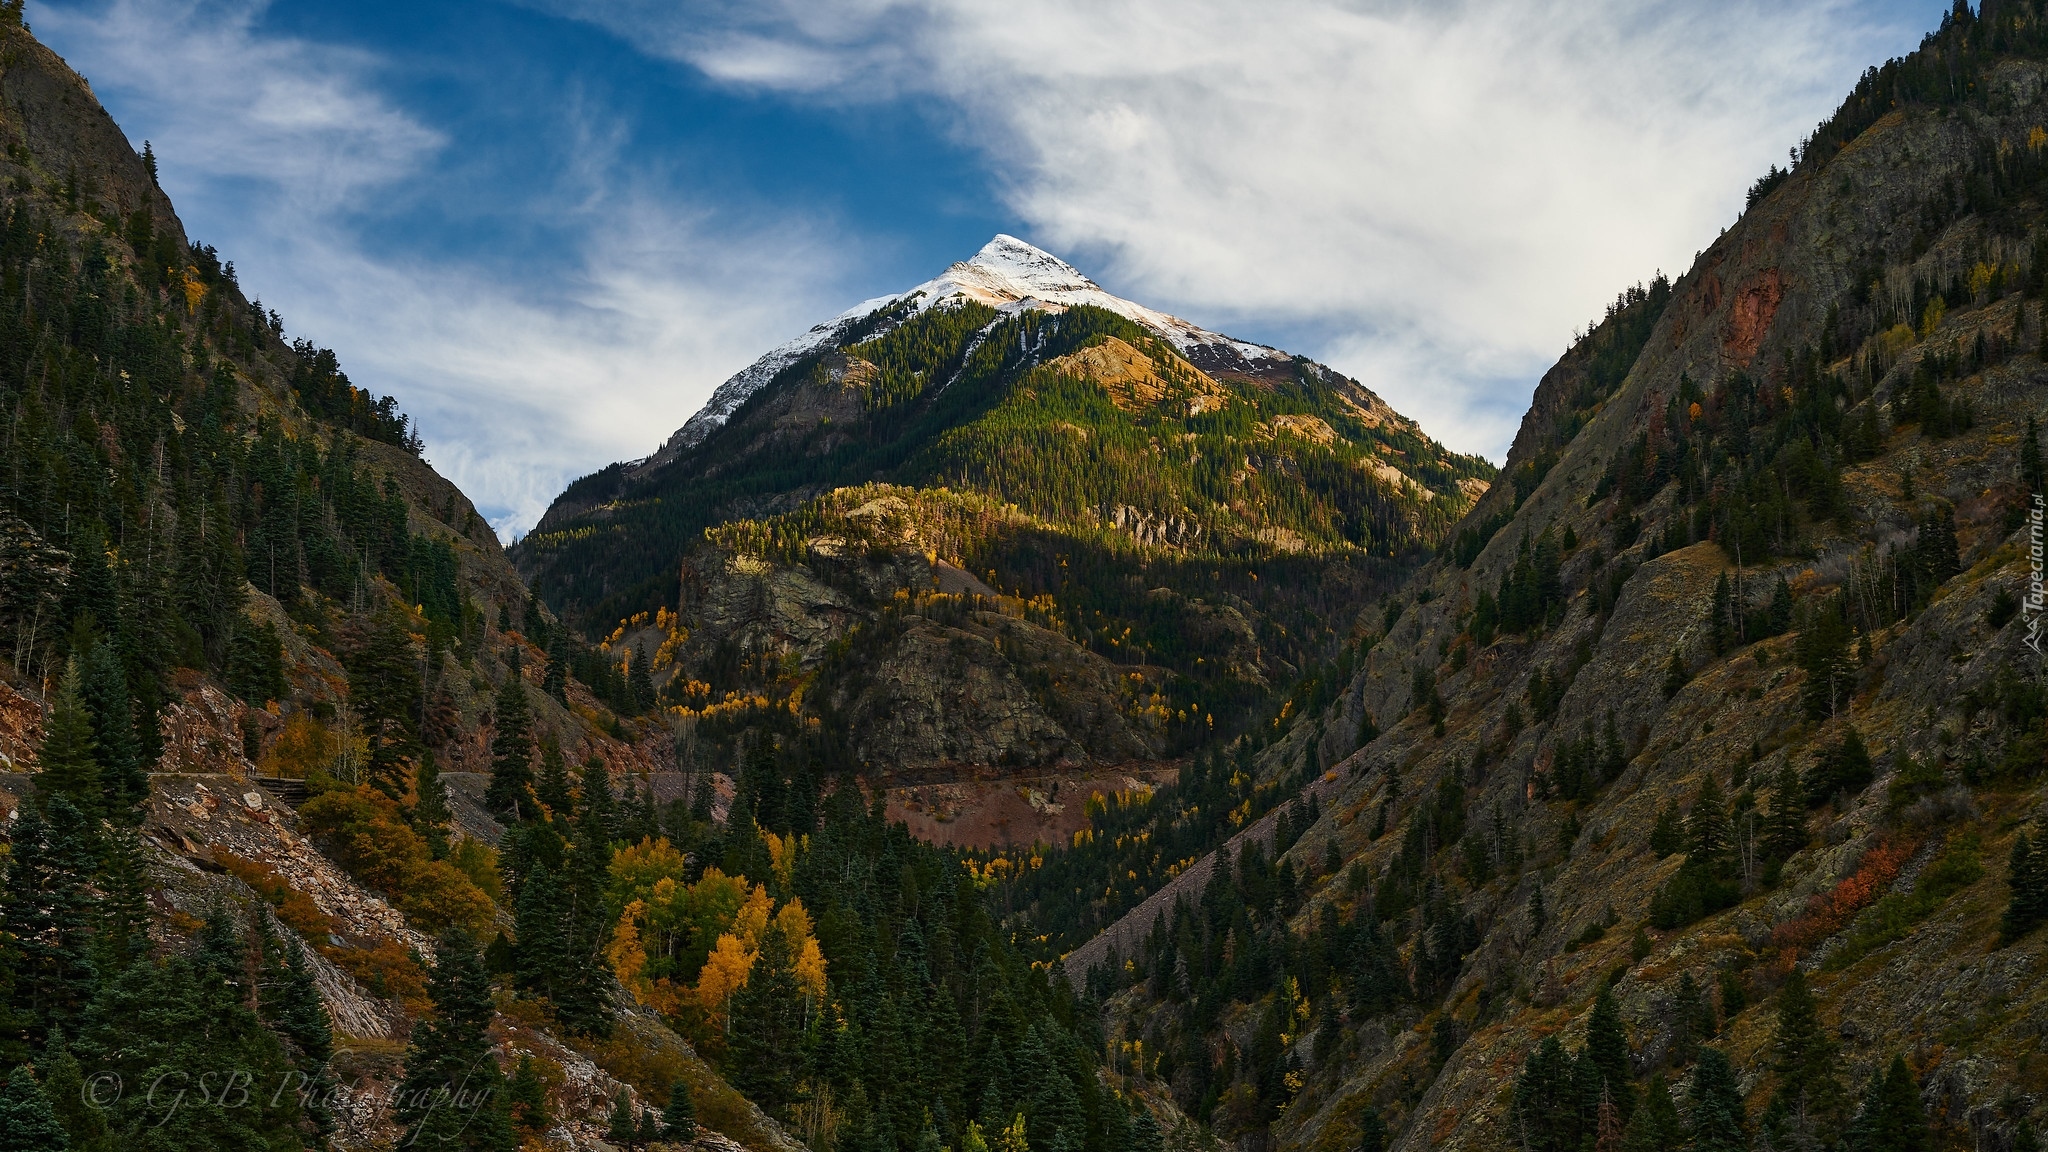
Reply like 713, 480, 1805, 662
1796, 595, 1854, 719
1649, 805, 1683, 855
89, 827, 151, 977
606, 1092, 637, 1146
394, 929, 515, 1151
536, 736, 573, 818
1, 799, 100, 1051
348, 608, 422, 798
1710, 572, 1736, 654
1671, 973, 1712, 1064
580, 757, 618, 844
635, 1106, 662, 1146
1687, 1048, 1747, 1152
1686, 776, 1730, 863
662, 1080, 696, 1142
728, 922, 805, 1118
260, 928, 338, 1143
79, 639, 146, 822
0, 1064, 68, 1152
2001, 829, 2048, 944
35, 664, 102, 820
542, 635, 567, 702
506, 1054, 550, 1136
1761, 767, 1809, 863
414, 748, 453, 860
1661, 650, 1690, 699
1842, 1055, 1931, 1152
37, 1037, 106, 1152
1769, 969, 1843, 1139
551, 802, 614, 1039
1618, 1075, 1681, 1152
1806, 727, 1874, 803
1356, 1104, 1387, 1152
1585, 987, 1635, 1119
512, 861, 565, 1004
485, 669, 536, 823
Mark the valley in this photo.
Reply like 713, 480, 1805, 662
3, 5, 2048, 1152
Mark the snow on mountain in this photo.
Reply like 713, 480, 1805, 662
642, 236, 1285, 469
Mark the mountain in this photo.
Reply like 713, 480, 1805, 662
513, 235, 1491, 843
0, 18, 1189, 1152
1010, 6, 2048, 1150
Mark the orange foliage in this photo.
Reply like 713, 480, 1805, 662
329, 937, 429, 1015
212, 850, 334, 940
300, 784, 496, 936
1772, 836, 1918, 963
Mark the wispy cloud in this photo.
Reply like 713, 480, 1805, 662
34, 0, 854, 538
550, 0, 1929, 458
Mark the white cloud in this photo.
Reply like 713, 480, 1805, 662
551, 0, 1930, 460
33, 0, 852, 539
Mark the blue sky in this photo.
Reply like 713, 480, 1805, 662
32, 0, 1942, 538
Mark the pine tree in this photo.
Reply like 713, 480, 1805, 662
260, 927, 337, 1143
485, 670, 535, 823
1710, 572, 1736, 654
1761, 767, 1808, 863
661, 1080, 695, 1142
542, 635, 567, 702
1999, 829, 2048, 945
1688, 1047, 1747, 1151
580, 757, 618, 844
512, 860, 565, 1004
606, 1092, 637, 1146
90, 827, 151, 977
635, 1106, 662, 1146
414, 748, 453, 860
1661, 650, 1690, 699
552, 804, 614, 1039
36, 664, 102, 820
1585, 987, 1635, 1119
2, 799, 100, 1051
348, 608, 422, 798
1357, 1104, 1387, 1152
1686, 776, 1730, 863
0, 1064, 68, 1152
393, 929, 515, 1151
1770, 969, 1843, 1138
1618, 1075, 1681, 1152
1649, 805, 1683, 855
536, 736, 573, 818
1842, 1055, 1932, 1152
79, 639, 146, 822
506, 1054, 549, 1135
38, 1036, 106, 1151
728, 922, 804, 1117
1671, 973, 1711, 1064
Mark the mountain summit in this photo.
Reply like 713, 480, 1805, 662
649, 234, 1288, 468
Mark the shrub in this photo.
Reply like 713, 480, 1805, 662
301, 785, 496, 936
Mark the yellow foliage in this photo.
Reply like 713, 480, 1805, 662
695, 931, 756, 1029
1920, 294, 1947, 338
262, 712, 332, 779
181, 267, 206, 312
994, 1113, 1030, 1152
1969, 261, 1996, 303
2032, 125, 2047, 153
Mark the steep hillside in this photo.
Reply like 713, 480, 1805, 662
0, 14, 802, 1151
1031, 7, 2048, 1151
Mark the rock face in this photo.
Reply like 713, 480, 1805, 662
1067, 24, 2048, 1152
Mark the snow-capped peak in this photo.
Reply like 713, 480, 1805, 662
644, 235, 1284, 467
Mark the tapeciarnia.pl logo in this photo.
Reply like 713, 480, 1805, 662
2028, 494, 2045, 656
